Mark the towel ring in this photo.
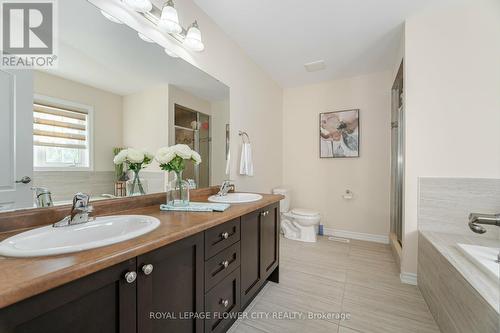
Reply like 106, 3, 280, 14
238, 131, 251, 143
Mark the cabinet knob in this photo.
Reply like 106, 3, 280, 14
220, 299, 229, 308
124, 271, 137, 283
221, 260, 229, 268
221, 232, 229, 239
142, 264, 154, 275
261, 211, 269, 217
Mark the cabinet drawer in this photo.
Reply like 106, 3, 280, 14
205, 269, 241, 333
205, 218, 240, 259
205, 242, 240, 292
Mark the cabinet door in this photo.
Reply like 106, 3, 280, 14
0, 259, 137, 333
137, 233, 204, 333
240, 210, 262, 307
260, 204, 279, 277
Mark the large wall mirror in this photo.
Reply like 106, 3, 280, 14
0, 0, 230, 211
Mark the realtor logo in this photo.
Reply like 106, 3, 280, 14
1, 0, 57, 68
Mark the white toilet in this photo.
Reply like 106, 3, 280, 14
273, 188, 321, 242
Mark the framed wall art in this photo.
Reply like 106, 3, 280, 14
320, 109, 359, 158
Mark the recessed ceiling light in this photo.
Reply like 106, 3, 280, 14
304, 60, 326, 72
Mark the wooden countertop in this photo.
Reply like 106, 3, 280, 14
0, 193, 282, 309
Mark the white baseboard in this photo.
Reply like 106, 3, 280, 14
323, 228, 389, 244
400, 272, 418, 285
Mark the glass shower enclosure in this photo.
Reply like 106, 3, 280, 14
390, 61, 404, 246
173, 104, 210, 188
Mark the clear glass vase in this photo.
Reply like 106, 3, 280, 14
166, 171, 190, 207
127, 169, 148, 196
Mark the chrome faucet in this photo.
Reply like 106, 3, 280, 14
32, 187, 53, 208
217, 180, 233, 196
468, 213, 500, 234
53, 193, 94, 227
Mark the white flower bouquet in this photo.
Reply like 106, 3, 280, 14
113, 148, 153, 195
156, 144, 201, 172
156, 144, 201, 206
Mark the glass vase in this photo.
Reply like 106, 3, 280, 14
127, 169, 148, 196
166, 171, 190, 207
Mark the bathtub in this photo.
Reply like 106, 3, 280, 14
457, 243, 500, 281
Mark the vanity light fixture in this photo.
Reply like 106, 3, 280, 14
123, 0, 152, 13
164, 48, 179, 58
100, 10, 122, 24
158, 0, 182, 34
138, 32, 154, 43
100, 1, 205, 52
183, 21, 204, 51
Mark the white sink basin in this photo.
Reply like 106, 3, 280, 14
457, 243, 500, 280
208, 193, 263, 204
0, 215, 160, 258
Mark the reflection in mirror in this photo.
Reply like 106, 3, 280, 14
1, 0, 229, 211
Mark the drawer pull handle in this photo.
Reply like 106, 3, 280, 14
142, 264, 154, 275
221, 232, 229, 239
220, 299, 229, 308
261, 211, 269, 217
221, 260, 229, 268
124, 271, 137, 283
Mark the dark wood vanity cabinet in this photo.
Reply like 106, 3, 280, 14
0, 258, 137, 333
240, 203, 280, 307
137, 233, 204, 333
0, 203, 280, 333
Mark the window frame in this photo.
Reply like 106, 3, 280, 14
33, 94, 94, 172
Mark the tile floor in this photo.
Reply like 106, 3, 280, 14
228, 236, 440, 333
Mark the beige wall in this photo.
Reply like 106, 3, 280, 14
123, 85, 169, 169
94, 0, 284, 193
33, 71, 123, 172
172, 0, 284, 192
402, 0, 500, 274
211, 99, 230, 185
282, 71, 392, 237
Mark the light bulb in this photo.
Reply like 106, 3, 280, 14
158, 1, 182, 34
183, 21, 204, 51
123, 0, 152, 13
138, 32, 154, 43
164, 48, 179, 58
101, 10, 122, 24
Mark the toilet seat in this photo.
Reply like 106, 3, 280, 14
291, 208, 319, 217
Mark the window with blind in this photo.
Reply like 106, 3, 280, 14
33, 98, 92, 170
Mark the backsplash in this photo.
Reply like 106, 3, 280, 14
418, 178, 500, 239
33, 171, 115, 203
34, 171, 167, 203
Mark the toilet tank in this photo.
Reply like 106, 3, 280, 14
272, 187, 290, 213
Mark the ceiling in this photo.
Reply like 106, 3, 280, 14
49, 0, 228, 100
194, 0, 446, 87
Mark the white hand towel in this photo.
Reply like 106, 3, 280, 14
239, 143, 254, 176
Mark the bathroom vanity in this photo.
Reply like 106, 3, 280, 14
0, 190, 282, 333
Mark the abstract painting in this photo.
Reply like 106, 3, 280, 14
320, 109, 359, 158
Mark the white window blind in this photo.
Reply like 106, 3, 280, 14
33, 103, 88, 149
33, 100, 91, 170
